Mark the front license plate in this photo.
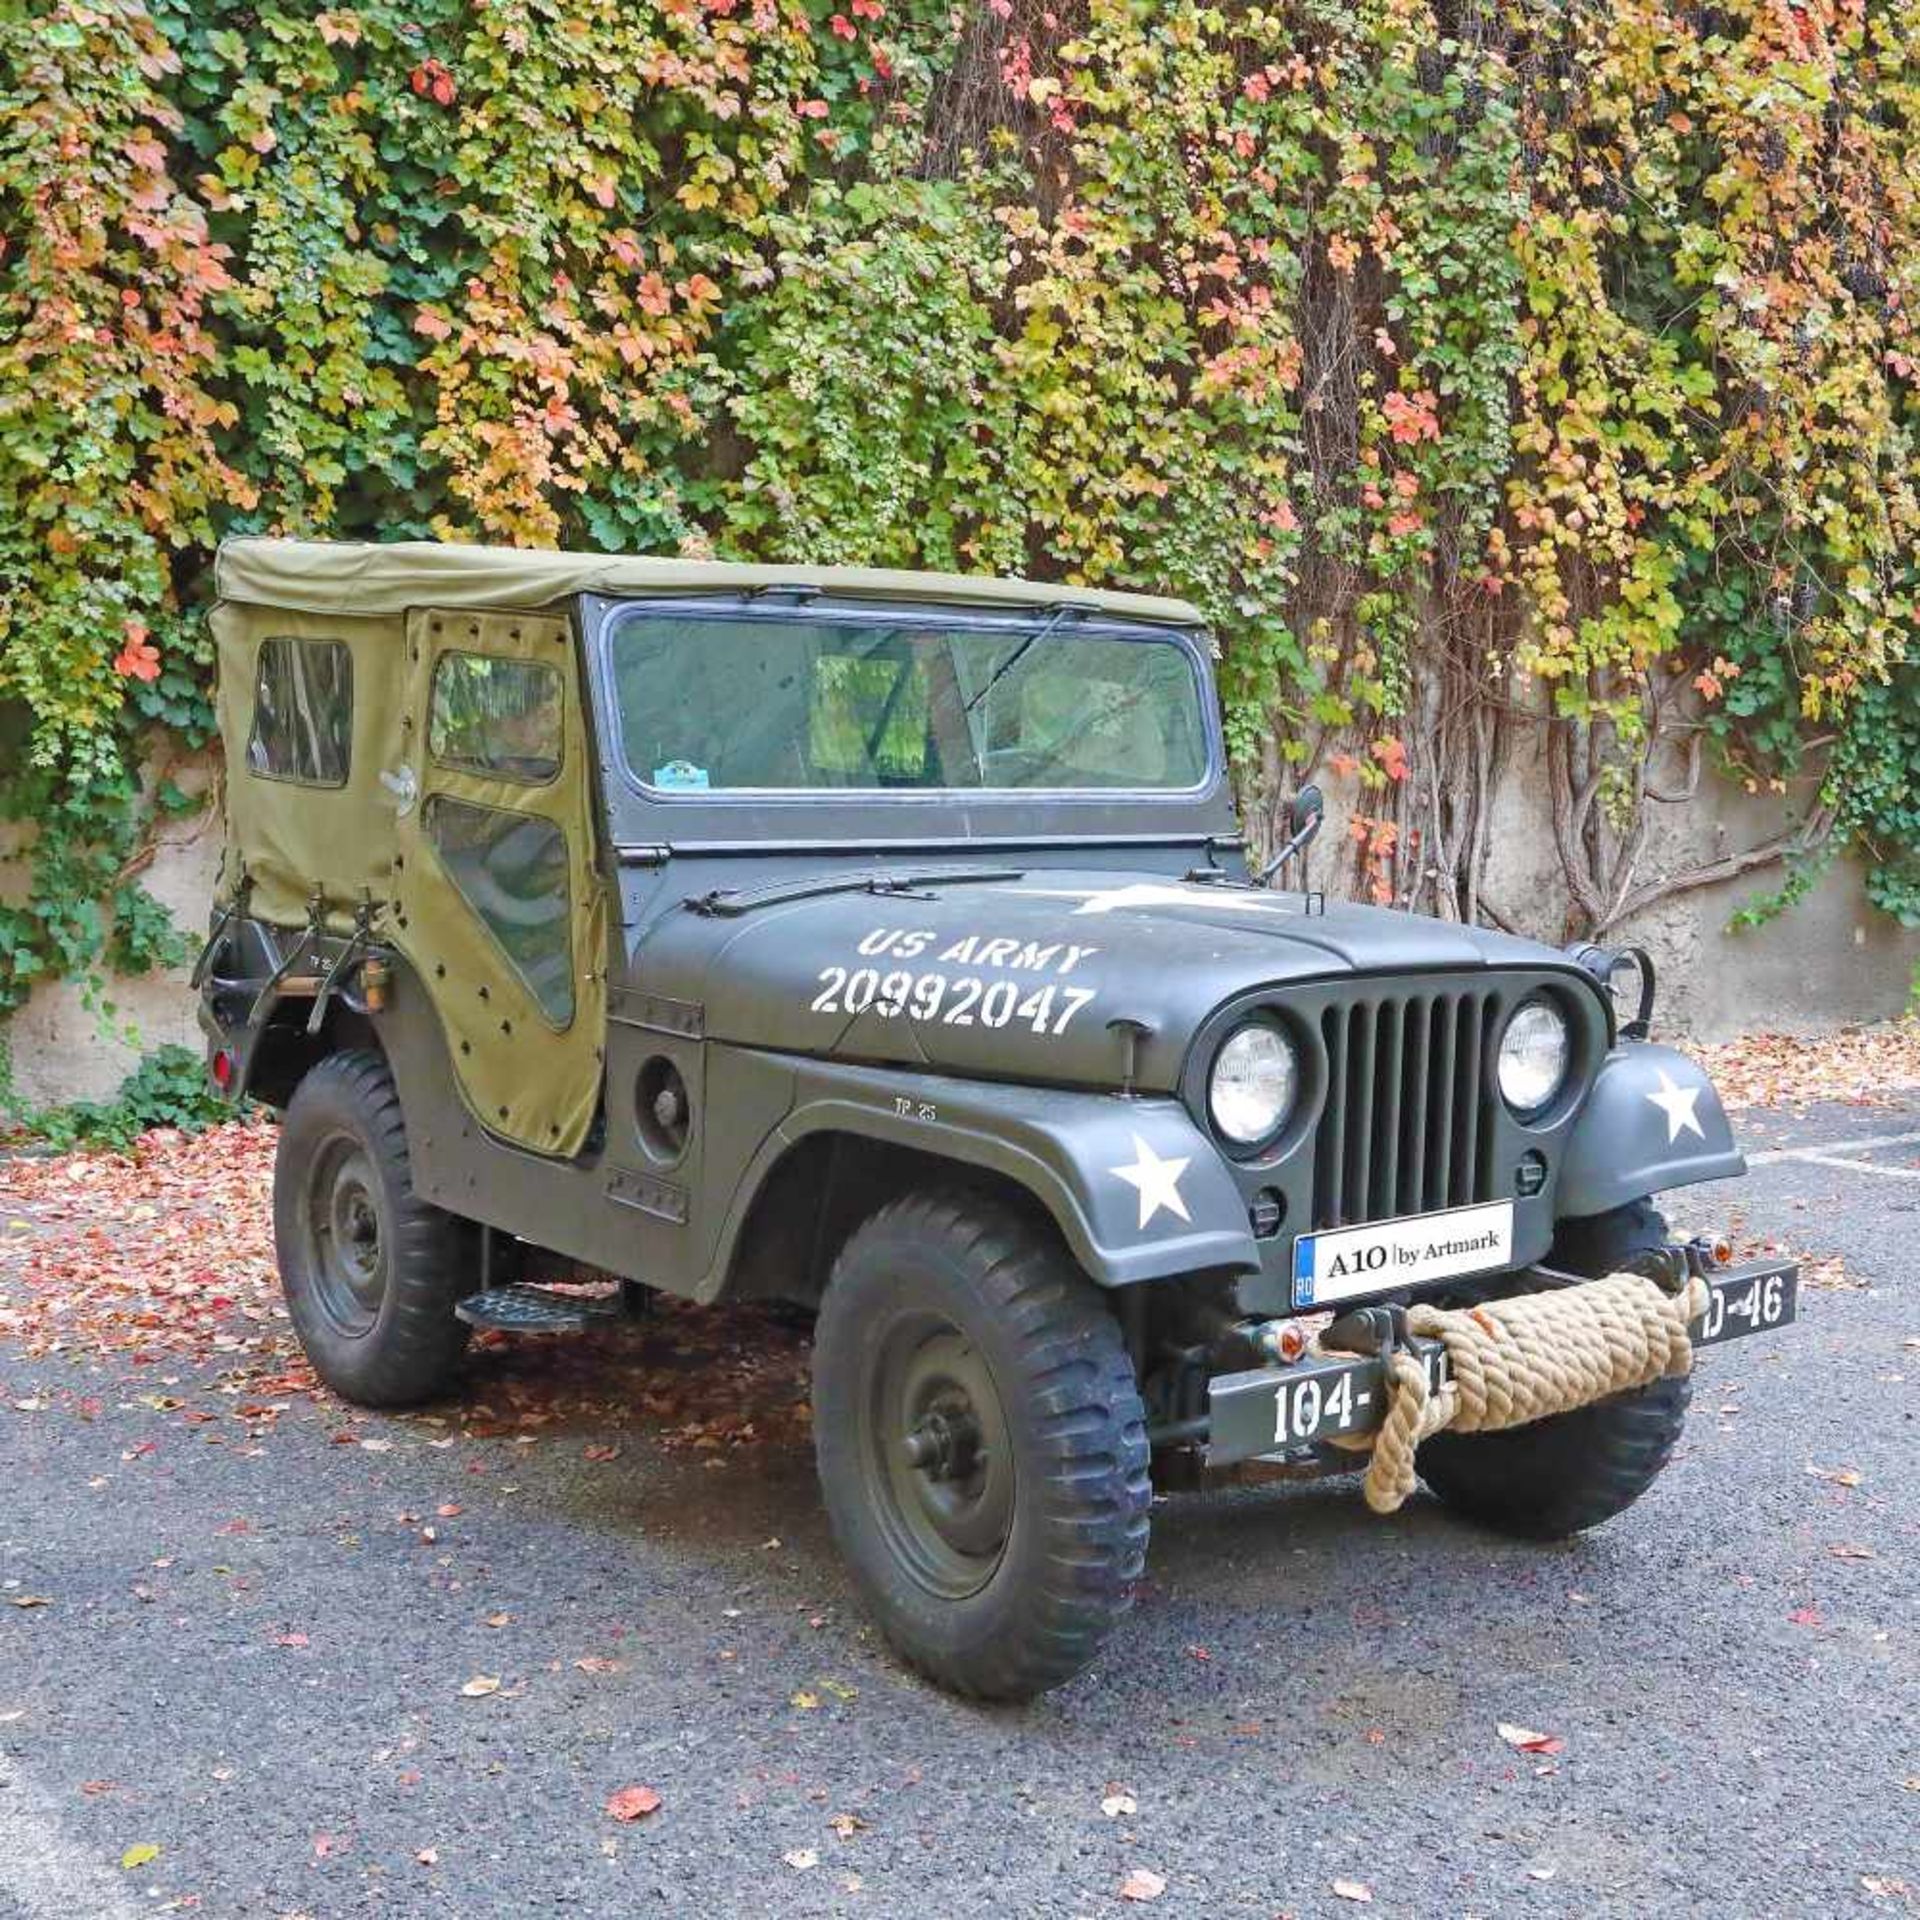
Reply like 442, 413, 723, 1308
1292, 1200, 1515, 1309
1206, 1339, 1452, 1464
1693, 1262, 1798, 1349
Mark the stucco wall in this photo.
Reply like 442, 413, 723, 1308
1312, 736, 1915, 1043
2, 749, 1914, 1108
2, 772, 224, 1111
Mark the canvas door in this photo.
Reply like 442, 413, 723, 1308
390, 607, 607, 1156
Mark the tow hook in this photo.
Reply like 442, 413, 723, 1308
1322, 1303, 1409, 1361
1636, 1234, 1736, 1297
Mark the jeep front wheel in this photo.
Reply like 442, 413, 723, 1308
1415, 1198, 1690, 1539
273, 1049, 472, 1408
811, 1187, 1150, 1701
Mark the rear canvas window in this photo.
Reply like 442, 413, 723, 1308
428, 653, 562, 785
246, 638, 353, 786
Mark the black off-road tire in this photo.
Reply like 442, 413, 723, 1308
1415, 1199, 1691, 1540
273, 1049, 472, 1408
812, 1187, 1151, 1701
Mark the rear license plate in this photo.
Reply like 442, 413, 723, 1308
1292, 1200, 1515, 1309
1693, 1262, 1797, 1348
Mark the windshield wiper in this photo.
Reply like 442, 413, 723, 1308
688, 866, 1026, 917
962, 604, 1085, 714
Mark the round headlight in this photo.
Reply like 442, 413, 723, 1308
1209, 1024, 1298, 1146
1498, 1000, 1571, 1114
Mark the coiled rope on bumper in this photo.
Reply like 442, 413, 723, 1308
1338, 1271, 1709, 1515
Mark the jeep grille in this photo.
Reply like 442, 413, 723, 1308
1312, 988, 1502, 1229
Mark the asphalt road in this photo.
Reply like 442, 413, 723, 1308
2, 1101, 1914, 1919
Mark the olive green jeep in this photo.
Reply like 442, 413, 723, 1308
198, 537, 1796, 1699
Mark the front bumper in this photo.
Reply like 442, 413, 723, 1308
1203, 1254, 1798, 1469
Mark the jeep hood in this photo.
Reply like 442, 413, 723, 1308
630, 868, 1595, 1095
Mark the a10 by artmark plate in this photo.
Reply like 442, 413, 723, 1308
1291, 1199, 1515, 1309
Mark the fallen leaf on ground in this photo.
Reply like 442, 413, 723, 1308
8, 1596, 51, 1609
605, 1785, 662, 1822
120, 1844, 160, 1871
1331, 1879, 1373, 1904
1801, 1255, 1863, 1293
574, 1656, 622, 1675
784, 1848, 819, 1871
1101, 1790, 1138, 1819
827, 1812, 866, 1838
1496, 1722, 1565, 1756
1808, 1465, 1863, 1488
789, 1689, 820, 1710
1688, 1018, 1920, 1109
1119, 1868, 1167, 1902
460, 1675, 502, 1697
1828, 1543, 1876, 1561
416, 1847, 439, 1866
1787, 1607, 1823, 1628
485, 1611, 512, 1628
1861, 1877, 1912, 1899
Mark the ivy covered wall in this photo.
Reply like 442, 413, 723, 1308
1, 0, 1915, 1022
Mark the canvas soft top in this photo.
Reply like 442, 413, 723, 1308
214, 537, 1207, 628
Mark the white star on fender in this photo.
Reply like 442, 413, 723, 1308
1012, 882, 1293, 918
1111, 1133, 1192, 1230
1646, 1068, 1706, 1144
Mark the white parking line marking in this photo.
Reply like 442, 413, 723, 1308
0, 1757, 147, 1920
1793, 1154, 1920, 1182
1746, 1128, 1920, 1167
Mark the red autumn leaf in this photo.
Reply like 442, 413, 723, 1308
1372, 735, 1410, 781
605, 1785, 662, 1822
1496, 1722, 1565, 1755
410, 59, 455, 106
1787, 1606, 1823, 1628
113, 622, 161, 683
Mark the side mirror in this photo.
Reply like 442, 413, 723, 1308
1259, 783, 1326, 886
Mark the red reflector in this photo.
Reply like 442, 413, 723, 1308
211, 1049, 235, 1091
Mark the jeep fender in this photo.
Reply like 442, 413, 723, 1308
715, 1054, 1260, 1290
1556, 1041, 1745, 1220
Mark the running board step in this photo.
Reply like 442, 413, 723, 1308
456, 1284, 623, 1334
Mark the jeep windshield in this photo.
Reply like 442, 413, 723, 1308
607, 606, 1211, 794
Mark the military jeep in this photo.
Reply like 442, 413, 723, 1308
199, 537, 1797, 1699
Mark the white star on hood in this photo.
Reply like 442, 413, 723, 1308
1012, 882, 1293, 918
1110, 1133, 1192, 1230
1646, 1068, 1706, 1144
